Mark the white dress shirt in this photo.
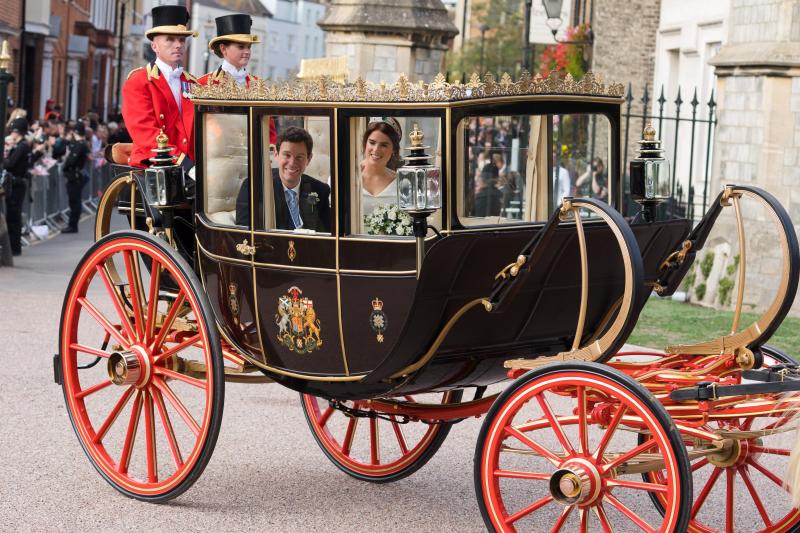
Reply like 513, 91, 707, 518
221, 60, 248, 86
155, 58, 183, 109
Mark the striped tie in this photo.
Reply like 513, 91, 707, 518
286, 189, 303, 229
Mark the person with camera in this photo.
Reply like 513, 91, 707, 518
3, 118, 31, 255
575, 157, 608, 201
61, 122, 90, 234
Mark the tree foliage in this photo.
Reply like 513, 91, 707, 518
446, 0, 526, 81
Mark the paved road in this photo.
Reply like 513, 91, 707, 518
0, 219, 795, 532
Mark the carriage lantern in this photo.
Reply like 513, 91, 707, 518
397, 123, 441, 276
144, 130, 186, 207
629, 123, 670, 222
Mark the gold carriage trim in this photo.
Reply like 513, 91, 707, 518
191, 71, 625, 103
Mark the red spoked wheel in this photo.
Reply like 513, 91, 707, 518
301, 390, 462, 482
642, 347, 800, 533
59, 230, 224, 502
475, 362, 691, 532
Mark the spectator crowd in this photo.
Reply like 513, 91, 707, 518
0, 100, 132, 256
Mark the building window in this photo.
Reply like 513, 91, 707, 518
287, 35, 295, 53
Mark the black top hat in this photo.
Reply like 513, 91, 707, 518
209, 14, 260, 57
146, 5, 197, 40
10, 117, 28, 134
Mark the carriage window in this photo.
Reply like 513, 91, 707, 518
203, 113, 248, 226
256, 114, 332, 234
349, 116, 441, 236
457, 113, 611, 225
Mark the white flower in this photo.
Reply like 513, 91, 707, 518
387, 210, 396, 221
395, 226, 404, 235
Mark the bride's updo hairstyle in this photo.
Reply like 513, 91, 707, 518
362, 117, 403, 170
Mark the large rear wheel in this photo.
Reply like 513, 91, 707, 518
302, 390, 461, 483
59, 230, 224, 502
475, 362, 691, 532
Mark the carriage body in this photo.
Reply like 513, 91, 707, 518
59, 73, 800, 531
189, 77, 690, 400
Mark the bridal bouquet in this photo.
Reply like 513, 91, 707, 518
364, 204, 413, 236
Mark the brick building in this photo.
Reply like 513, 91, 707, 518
0, 0, 23, 103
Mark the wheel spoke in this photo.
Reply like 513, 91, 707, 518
78, 297, 131, 349
152, 377, 201, 437
75, 379, 113, 400
749, 457, 790, 491
505, 494, 554, 525
369, 416, 380, 465
606, 478, 668, 493
123, 250, 145, 340
692, 457, 709, 472
341, 415, 358, 456
692, 466, 723, 518
601, 440, 656, 473
318, 405, 335, 428
70, 342, 112, 359
119, 390, 143, 474
536, 393, 575, 456
725, 468, 734, 533
576, 386, 588, 455
739, 465, 773, 527
144, 390, 158, 483
94, 387, 135, 443
153, 334, 203, 365
94, 264, 136, 342
604, 493, 655, 533
579, 507, 588, 533
505, 426, 562, 466
154, 366, 207, 389
152, 386, 183, 469
551, 505, 573, 533
750, 445, 790, 456
390, 416, 408, 455
593, 404, 627, 460
593, 503, 613, 533
152, 291, 187, 351
144, 259, 162, 342
494, 469, 550, 480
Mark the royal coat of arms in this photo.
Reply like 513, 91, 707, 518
275, 286, 322, 354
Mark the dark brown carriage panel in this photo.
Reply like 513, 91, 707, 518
338, 239, 417, 272
339, 273, 418, 374
198, 253, 265, 363
360, 219, 691, 386
254, 267, 345, 375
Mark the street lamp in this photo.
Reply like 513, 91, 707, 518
542, 0, 594, 45
479, 23, 489, 76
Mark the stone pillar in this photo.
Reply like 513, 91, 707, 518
704, 0, 800, 313
317, 0, 457, 83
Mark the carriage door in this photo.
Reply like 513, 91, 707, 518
248, 110, 347, 377
196, 109, 265, 364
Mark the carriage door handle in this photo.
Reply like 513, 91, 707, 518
236, 239, 256, 257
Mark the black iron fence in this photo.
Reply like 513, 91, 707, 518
621, 83, 718, 222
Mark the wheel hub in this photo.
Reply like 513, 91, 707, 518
708, 438, 748, 468
549, 459, 601, 505
108, 345, 152, 387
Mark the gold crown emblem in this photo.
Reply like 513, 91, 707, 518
371, 297, 383, 311
409, 123, 424, 147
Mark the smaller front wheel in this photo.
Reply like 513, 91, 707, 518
475, 362, 691, 532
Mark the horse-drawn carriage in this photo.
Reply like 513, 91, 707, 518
55, 72, 800, 532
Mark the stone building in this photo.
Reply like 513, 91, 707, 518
318, 0, 458, 83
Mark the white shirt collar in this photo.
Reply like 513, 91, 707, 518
282, 181, 301, 196
155, 58, 183, 78
221, 60, 247, 85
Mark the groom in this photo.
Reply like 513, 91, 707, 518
235, 126, 330, 232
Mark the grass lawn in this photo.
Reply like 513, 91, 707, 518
627, 297, 800, 356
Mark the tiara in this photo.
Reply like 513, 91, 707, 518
368, 116, 402, 138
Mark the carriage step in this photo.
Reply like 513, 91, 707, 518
670, 374, 800, 401
53, 353, 62, 385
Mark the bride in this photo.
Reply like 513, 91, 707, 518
361, 117, 403, 221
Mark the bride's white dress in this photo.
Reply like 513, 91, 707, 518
361, 178, 398, 219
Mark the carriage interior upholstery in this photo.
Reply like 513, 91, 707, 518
204, 113, 249, 226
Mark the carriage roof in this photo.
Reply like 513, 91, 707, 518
190, 71, 626, 108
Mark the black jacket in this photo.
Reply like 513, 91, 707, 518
63, 139, 90, 181
473, 186, 503, 217
3, 139, 31, 178
235, 169, 331, 232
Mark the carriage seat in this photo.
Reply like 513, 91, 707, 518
205, 157, 248, 226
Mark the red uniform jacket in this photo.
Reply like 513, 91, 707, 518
122, 63, 197, 168
197, 68, 276, 146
